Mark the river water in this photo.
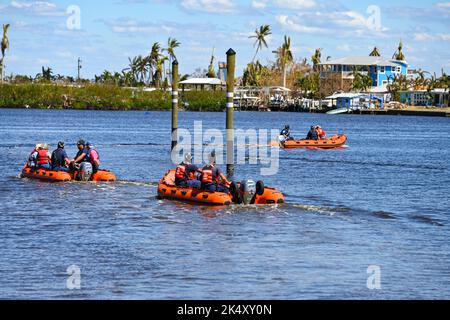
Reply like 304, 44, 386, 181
0, 108, 449, 299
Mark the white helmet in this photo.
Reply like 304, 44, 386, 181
184, 153, 193, 164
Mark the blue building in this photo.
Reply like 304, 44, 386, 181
319, 56, 409, 91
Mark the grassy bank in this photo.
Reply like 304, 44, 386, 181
0, 83, 226, 111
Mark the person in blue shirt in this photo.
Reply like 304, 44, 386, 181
51, 141, 70, 172
73, 139, 89, 164
279, 125, 294, 144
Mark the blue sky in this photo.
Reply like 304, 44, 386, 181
1, 0, 449, 79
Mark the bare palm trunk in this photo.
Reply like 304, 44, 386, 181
252, 49, 259, 64
283, 64, 287, 88
0, 59, 3, 83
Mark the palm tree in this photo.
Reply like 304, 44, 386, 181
249, 24, 271, 63
242, 61, 268, 87
207, 47, 216, 78
42, 66, 53, 81
165, 37, 180, 65
311, 48, 322, 71
369, 47, 381, 57
413, 69, 430, 90
149, 42, 161, 86
272, 36, 293, 88
1, 24, 10, 83
165, 37, 180, 83
154, 56, 168, 89
393, 41, 406, 61
123, 56, 140, 84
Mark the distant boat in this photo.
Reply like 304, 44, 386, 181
327, 108, 349, 115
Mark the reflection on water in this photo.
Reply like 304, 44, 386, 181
1, 109, 450, 299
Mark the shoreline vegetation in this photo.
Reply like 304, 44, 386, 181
0, 83, 449, 116
0, 83, 226, 111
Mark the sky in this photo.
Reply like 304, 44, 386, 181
0, 0, 449, 79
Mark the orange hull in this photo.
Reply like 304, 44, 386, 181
283, 135, 347, 149
21, 166, 117, 182
157, 170, 284, 206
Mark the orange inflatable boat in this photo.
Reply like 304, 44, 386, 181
157, 170, 285, 206
283, 135, 347, 149
21, 165, 117, 182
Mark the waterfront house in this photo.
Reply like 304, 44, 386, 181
179, 78, 226, 91
326, 92, 384, 110
319, 56, 409, 93
400, 89, 449, 107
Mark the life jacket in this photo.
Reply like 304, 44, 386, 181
37, 149, 50, 165
89, 148, 100, 165
311, 129, 318, 140
201, 165, 216, 184
317, 128, 326, 139
175, 163, 187, 180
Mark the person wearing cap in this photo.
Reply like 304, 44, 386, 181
86, 142, 100, 174
200, 152, 231, 193
279, 124, 294, 144
51, 142, 70, 172
175, 153, 201, 189
73, 139, 89, 164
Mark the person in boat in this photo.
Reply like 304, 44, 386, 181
86, 142, 100, 174
175, 153, 201, 189
306, 126, 319, 140
35, 144, 52, 169
316, 125, 327, 140
201, 152, 231, 193
70, 140, 93, 178
279, 125, 294, 144
51, 141, 70, 172
73, 140, 87, 162
27, 144, 41, 168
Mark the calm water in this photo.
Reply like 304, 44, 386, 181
0, 108, 449, 299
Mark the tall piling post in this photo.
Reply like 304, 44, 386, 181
171, 60, 179, 152
226, 49, 236, 178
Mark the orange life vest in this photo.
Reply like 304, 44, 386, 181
175, 164, 187, 180
201, 165, 215, 184
317, 128, 326, 139
37, 149, 50, 165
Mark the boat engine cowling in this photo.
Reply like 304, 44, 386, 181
78, 162, 93, 181
240, 179, 257, 205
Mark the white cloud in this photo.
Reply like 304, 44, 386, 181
8, 1, 65, 16
436, 2, 450, 9
439, 33, 450, 41
251, 0, 267, 9
106, 20, 176, 34
276, 15, 327, 34
337, 44, 351, 52
180, 0, 236, 13
414, 32, 435, 41
414, 32, 450, 41
273, 0, 316, 9
37, 58, 51, 65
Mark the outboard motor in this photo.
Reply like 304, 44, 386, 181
78, 162, 93, 181
240, 179, 257, 205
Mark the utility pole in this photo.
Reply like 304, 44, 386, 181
77, 57, 82, 81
